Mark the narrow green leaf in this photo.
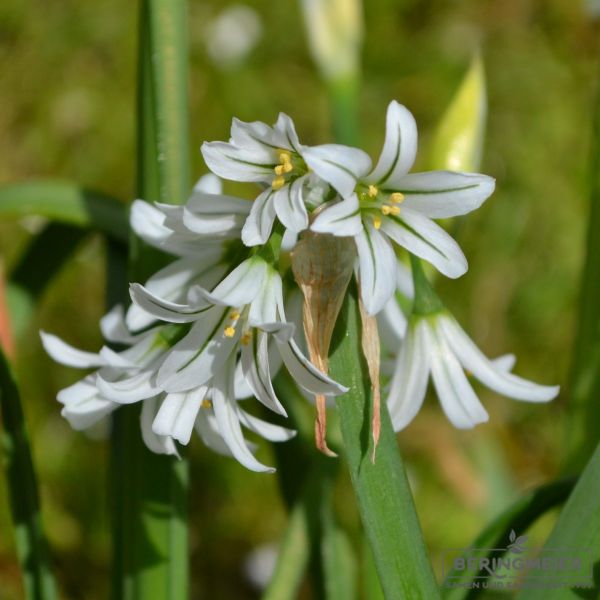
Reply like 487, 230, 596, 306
515, 445, 600, 599
110, 1, 191, 599
0, 348, 57, 600
441, 478, 575, 600
329, 285, 440, 600
566, 62, 600, 472
0, 181, 128, 242
428, 55, 487, 172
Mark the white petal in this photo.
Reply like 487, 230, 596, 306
96, 369, 159, 404
273, 113, 302, 152
182, 193, 251, 235
129, 283, 211, 323
230, 118, 280, 154
141, 398, 179, 456
41, 332, 104, 368
241, 330, 287, 416
208, 257, 268, 308
377, 295, 408, 350
241, 188, 277, 246
310, 194, 363, 236
212, 356, 275, 472
380, 208, 467, 278
153, 387, 207, 445
274, 335, 348, 396
302, 144, 372, 198
440, 316, 559, 402
157, 308, 239, 392
195, 409, 232, 456
234, 359, 254, 399
491, 354, 516, 372
237, 408, 296, 442
194, 173, 223, 194
281, 228, 298, 252
100, 305, 141, 345
426, 323, 489, 428
201, 141, 275, 182
61, 394, 116, 431
130, 200, 169, 247
387, 321, 430, 431
391, 171, 495, 218
57, 377, 98, 406
396, 260, 414, 299
368, 101, 418, 186
355, 223, 398, 315
248, 268, 282, 326
273, 176, 309, 233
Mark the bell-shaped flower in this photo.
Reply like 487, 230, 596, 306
129, 256, 348, 418
309, 100, 496, 314
42, 305, 294, 472
201, 115, 334, 245
386, 311, 559, 431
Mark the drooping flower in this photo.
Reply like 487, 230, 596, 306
41, 305, 296, 472
130, 255, 348, 414
386, 310, 559, 431
309, 100, 496, 314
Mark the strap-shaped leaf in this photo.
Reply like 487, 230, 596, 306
0, 348, 57, 599
0, 181, 128, 242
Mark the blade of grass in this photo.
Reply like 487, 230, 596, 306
441, 477, 575, 600
565, 64, 600, 472
329, 284, 440, 600
0, 181, 127, 242
0, 348, 57, 599
110, 1, 191, 598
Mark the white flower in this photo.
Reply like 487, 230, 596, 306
129, 256, 348, 415
41, 305, 295, 472
201, 115, 336, 245
386, 311, 559, 431
309, 100, 496, 314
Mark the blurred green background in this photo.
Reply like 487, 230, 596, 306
0, 0, 598, 597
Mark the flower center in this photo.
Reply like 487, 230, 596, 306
271, 149, 308, 190
356, 185, 405, 229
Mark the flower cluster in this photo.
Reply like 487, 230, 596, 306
43, 101, 559, 471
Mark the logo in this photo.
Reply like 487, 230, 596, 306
441, 529, 594, 591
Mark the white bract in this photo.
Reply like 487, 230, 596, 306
310, 100, 496, 314
387, 311, 559, 431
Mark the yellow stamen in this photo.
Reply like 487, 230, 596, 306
274, 164, 285, 176
278, 151, 292, 164
381, 205, 392, 215
388, 205, 401, 216
241, 332, 252, 345
368, 184, 378, 198
201, 399, 213, 409
283, 162, 293, 173
224, 326, 236, 338
390, 192, 405, 203
373, 216, 382, 230
229, 311, 240, 320
272, 175, 285, 190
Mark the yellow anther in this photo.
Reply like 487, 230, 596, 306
229, 311, 240, 320
390, 192, 405, 203
241, 332, 252, 346
224, 326, 236, 338
201, 399, 213, 409
373, 216, 382, 230
278, 151, 292, 164
274, 164, 286, 176
381, 205, 392, 215
272, 175, 286, 190
389, 205, 401, 216
368, 184, 379, 198
283, 162, 293, 173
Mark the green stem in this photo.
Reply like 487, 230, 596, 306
110, 1, 190, 598
0, 349, 57, 600
329, 285, 440, 599
328, 76, 361, 146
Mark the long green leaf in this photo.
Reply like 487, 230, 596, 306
110, 1, 191, 599
0, 348, 57, 600
0, 181, 128, 242
329, 286, 440, 600
515, 445, 600, 599
441, 478, 575, 600
566, 63, 600, 472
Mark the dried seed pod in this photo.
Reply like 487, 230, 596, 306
291, 231, 356, 456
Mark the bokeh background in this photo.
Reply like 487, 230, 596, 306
0, 0, 598, 597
